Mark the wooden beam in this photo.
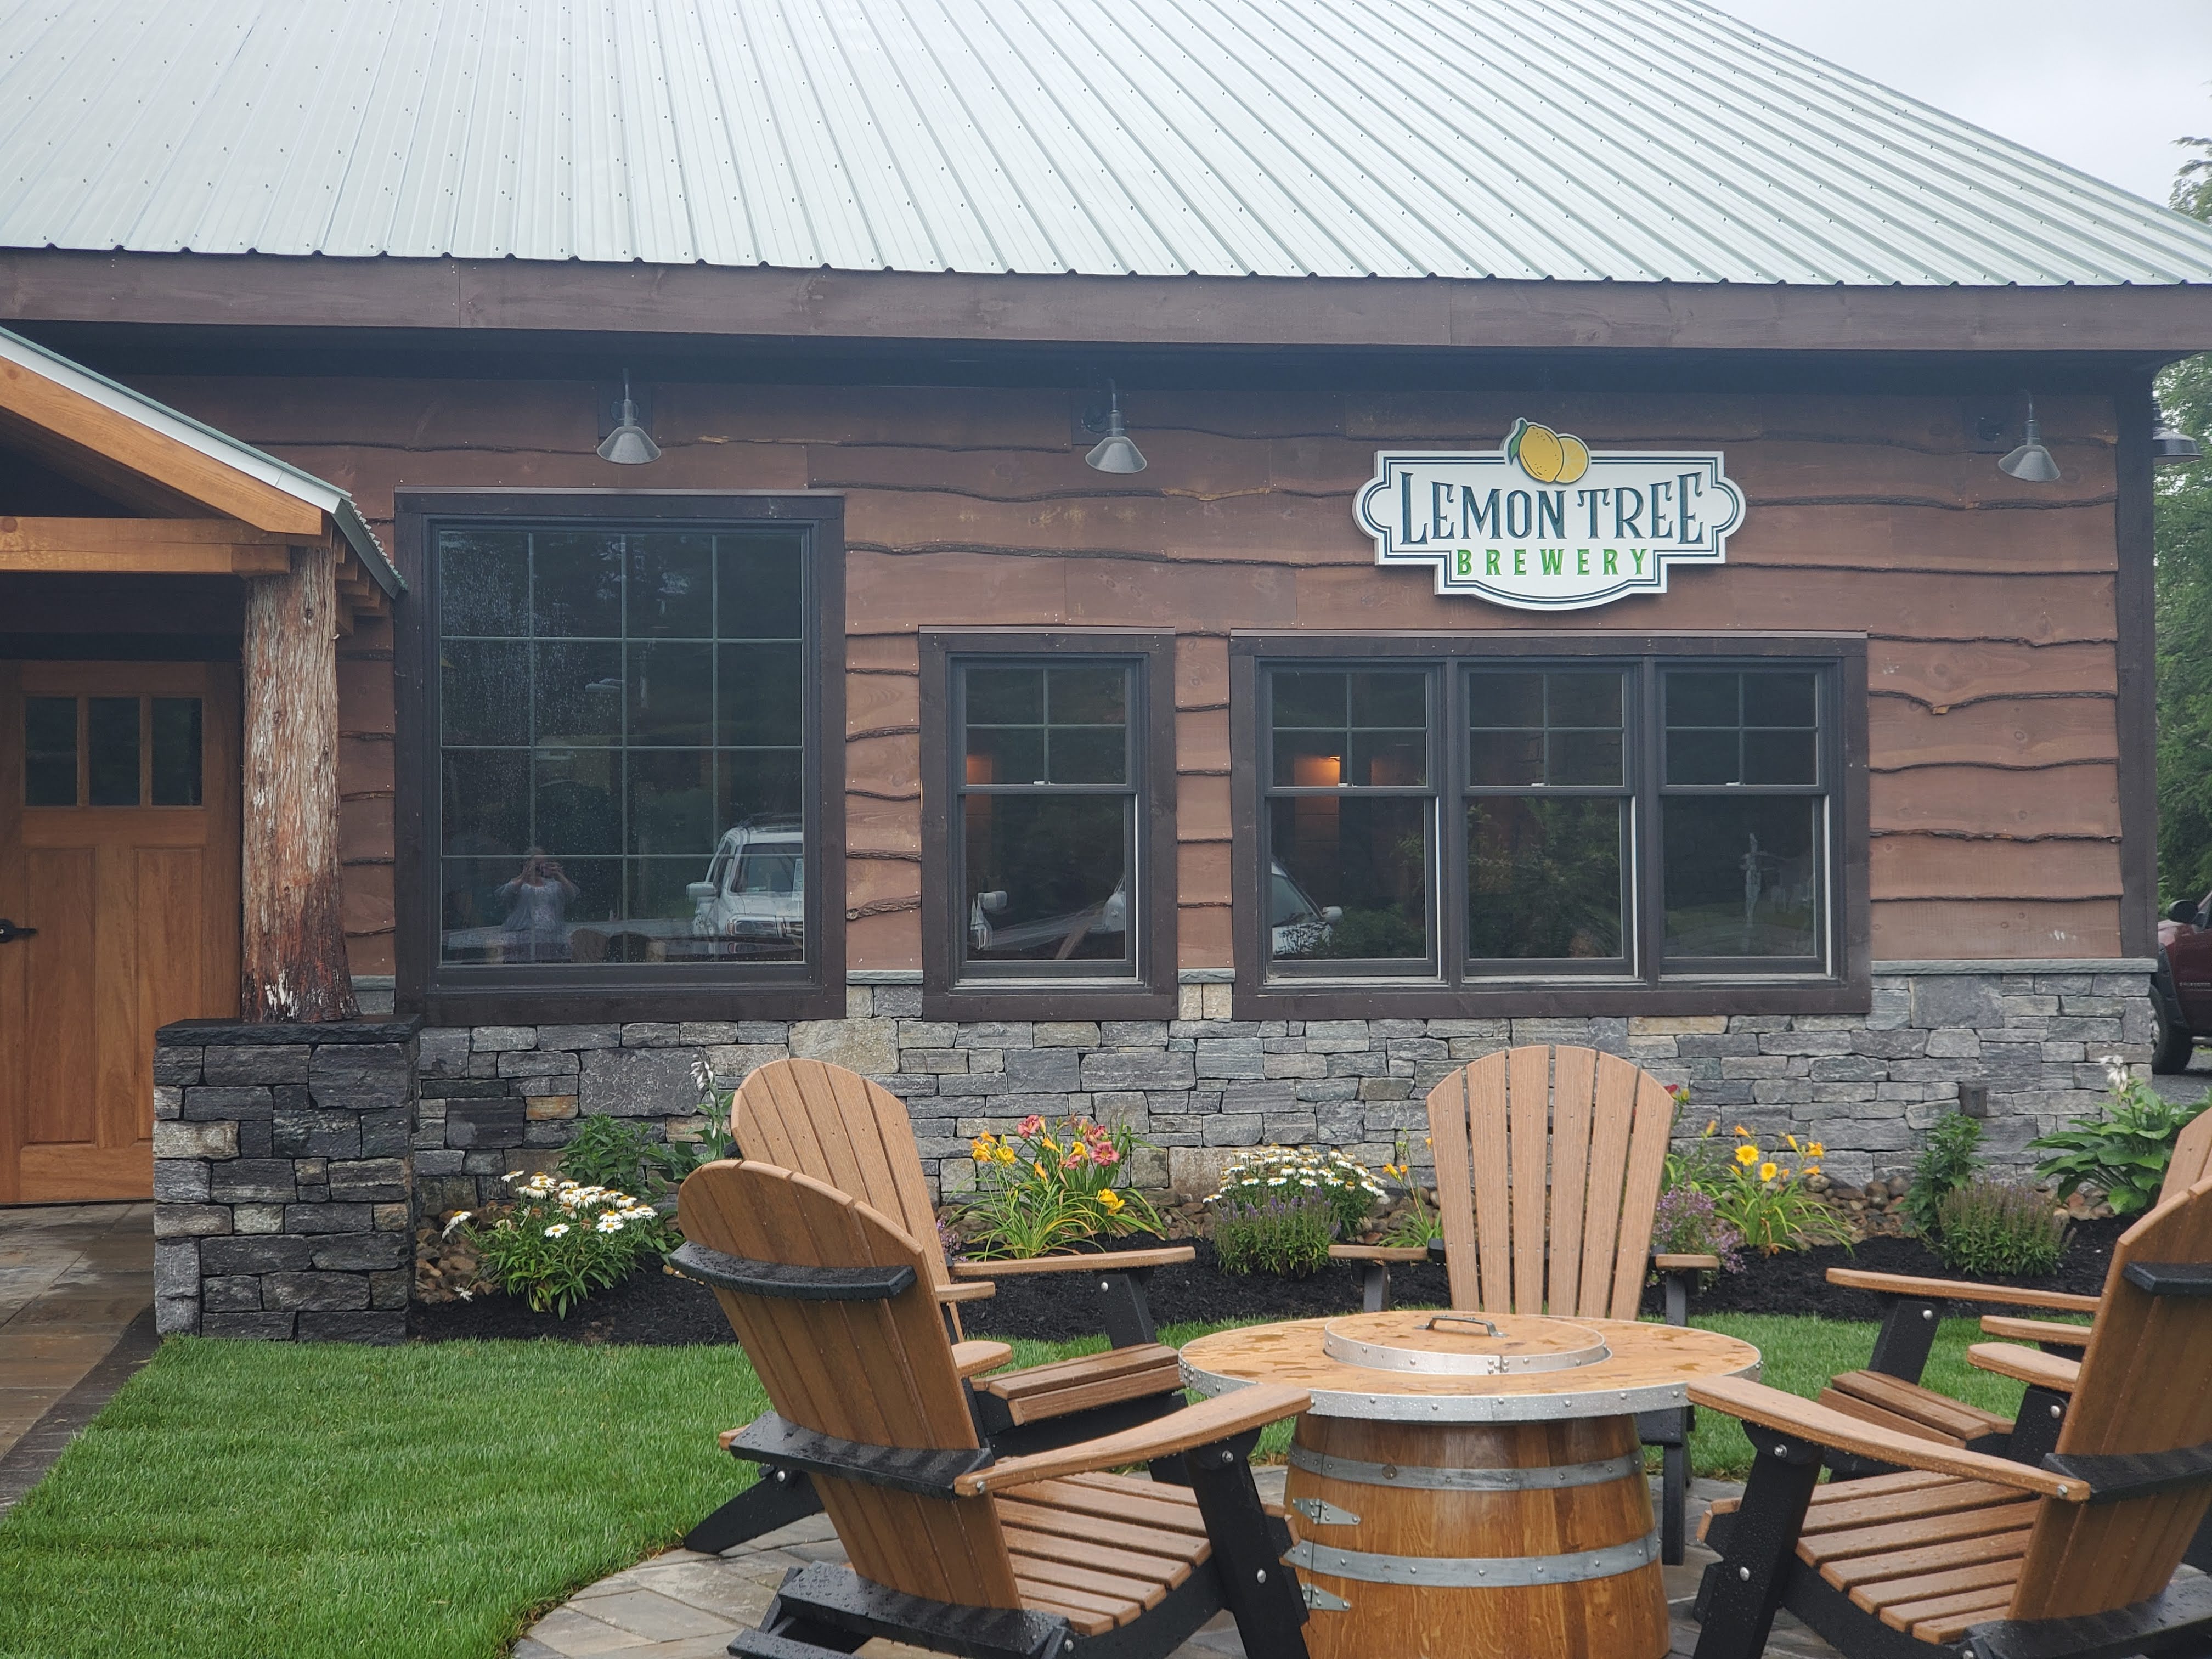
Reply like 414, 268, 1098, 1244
240, 544, 358, 1023
0, 356, 326, 538
0, 516, 294, 574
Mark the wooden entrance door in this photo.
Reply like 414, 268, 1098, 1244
0, 662, 240, 1202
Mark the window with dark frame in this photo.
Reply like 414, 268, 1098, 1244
1250, 645, 1845, 997
955, 658, 1141, 981
432, 522, 815, 974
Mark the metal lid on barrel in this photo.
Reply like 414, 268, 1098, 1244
1317, 1311, 1611, 1376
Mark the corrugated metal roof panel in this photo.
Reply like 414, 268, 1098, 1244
0, 0, 2208, 285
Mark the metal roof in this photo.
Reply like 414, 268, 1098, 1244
2, 0, 2209, 287
0, 325, 399, 589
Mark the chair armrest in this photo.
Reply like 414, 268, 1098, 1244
935, 1280, 997, 1304
1689, 1375, 2086, 1500
950, 1246, 1195, 1278
1328, 1244, 1429, 1262
951, 1339, 1014, 1379
1966, 1341, 2080, 1393
1979, 1314, 2094, 1348
1825, 1267, 2101, 1314
953, 1384, 1312, 1496
1655, 1254, 1723, 1271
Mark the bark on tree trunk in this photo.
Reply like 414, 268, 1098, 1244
241, 543, 359, 1023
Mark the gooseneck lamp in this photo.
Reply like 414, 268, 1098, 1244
1997, 394, 2061, 482
597, 370, 662, 465
1084, 380, 1147, 474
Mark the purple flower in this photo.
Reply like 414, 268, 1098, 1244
1651, 1186, 1746, 1274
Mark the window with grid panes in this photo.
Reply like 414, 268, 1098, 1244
1254, 652, 1838, 989
433, 525, 812, 969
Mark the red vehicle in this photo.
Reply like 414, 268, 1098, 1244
2155, 895, 2212, 1072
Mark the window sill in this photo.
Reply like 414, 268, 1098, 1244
1234, 974, 1871, 1021
921, 980, 1180, 1023
409, 979, 845, 1027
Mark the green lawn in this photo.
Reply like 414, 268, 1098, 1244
0, 1313, 2039, 1658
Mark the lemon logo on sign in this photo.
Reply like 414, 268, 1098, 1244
1505, 419, 1589, 486
1354, 421, 1746, 611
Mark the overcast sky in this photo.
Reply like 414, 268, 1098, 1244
1704, 1, 2211, 206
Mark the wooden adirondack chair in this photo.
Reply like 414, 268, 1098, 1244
1329, 1044, 1718, 1564
1688, 1175, 2212, 1659
684, 1056, 1196, 1554
675, 1158, 1314, 1659
1812, 1106, 2212, 1479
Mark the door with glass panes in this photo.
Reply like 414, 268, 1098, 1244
0, 662, 239, 1201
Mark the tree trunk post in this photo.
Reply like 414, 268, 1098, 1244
241, 541, 358, 1023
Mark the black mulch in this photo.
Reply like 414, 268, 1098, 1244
409, 1220, 2132, 1346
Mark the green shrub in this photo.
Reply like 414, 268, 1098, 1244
1209, 1146, 1385, 1235
558, 1113, 697, 1202
1931, 1180, 2072, 1276
1904, 1110, 1984, 1239
2032, 1062, 2210, 1216
462, 1172, 675, 1316
1211, 1194, 1337, 1278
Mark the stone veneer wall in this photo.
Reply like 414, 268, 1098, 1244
151, 1019, 420, 1342
408, 963, 2153, 1214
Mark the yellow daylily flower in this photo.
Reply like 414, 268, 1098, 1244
1734, 1143, 1760, 1166
1759, 1161, 1779, 1182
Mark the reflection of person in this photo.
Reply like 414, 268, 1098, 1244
497, 851, 579, 961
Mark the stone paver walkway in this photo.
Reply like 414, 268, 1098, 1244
519, 1471, 1839, 1659
0, 1202, 156, 1511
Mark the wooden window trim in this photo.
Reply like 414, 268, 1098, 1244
920, 630, 1177, 1021
1229, 631, 1870, 1020
393, 490, 847, 1025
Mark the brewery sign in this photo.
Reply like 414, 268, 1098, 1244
1355, 420, 1747, 611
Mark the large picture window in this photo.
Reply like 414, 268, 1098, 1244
1233, 635, 1865, 1017
398, 494, 843, 1022
921, 633, 1176, 1019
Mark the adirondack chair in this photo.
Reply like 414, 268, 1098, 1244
683, 1056, 1197, 1554
1688, 1175, 2212, 1659
675, 1158, 1314, 1659
1811, 1105, 2212, 1479
1329, 1045, 1720, 1564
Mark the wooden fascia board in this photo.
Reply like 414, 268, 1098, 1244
0, 515, 294, 575
0, 353, 327, 537
7, 250, 2212, 354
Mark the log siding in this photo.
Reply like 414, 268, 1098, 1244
129, 378, 2132, 982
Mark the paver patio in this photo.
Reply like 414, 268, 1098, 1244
517, 1472, 1840, 1659
0, 1201, 155, 1511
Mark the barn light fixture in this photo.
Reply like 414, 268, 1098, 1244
1083, 380, 1147, 474
1996, 394, 2061, 482
2152, 415, 2203, 465
597, 370, 662, 465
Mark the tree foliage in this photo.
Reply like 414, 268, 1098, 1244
2156, 133, 2212, 902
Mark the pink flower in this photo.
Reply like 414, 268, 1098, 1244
1017, 1114, 1045, 1138
1091, 1145, 1121, 1166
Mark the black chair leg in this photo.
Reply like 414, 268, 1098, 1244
685, 1466, 822, 1555
1691, 1433, 1822, 1659
1361, 1261, 1391, 1313
1184, 1430, 1310, 1659
1663, 1439, 1688, 1566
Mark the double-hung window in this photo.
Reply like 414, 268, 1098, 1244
921, 633, 1176, 1018
1234, 636, 1864, 1015
397, 493, 845, 1022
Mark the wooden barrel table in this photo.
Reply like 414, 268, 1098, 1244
1181, 1311, 1760, 1659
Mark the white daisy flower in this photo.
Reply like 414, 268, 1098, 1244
544, 1223, 571, 1238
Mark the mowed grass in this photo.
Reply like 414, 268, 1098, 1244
0, 1311, 2052, 1657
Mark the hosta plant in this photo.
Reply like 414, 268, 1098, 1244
1208, 1146, 1385, 1237
459, 1172, 673, 1317
2032, 1057, 2210, 1217
960, 1114, 1164, 1259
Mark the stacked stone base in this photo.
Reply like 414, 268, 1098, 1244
152, 1019, 420, 1343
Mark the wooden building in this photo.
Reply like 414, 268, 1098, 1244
2, 0, 2211, 1222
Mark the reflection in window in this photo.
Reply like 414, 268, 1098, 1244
151, 698, 204, 806
958, 663, 1136, 975
1265, 669, 1433, 968
436, 527, 809, 967
24, 697, 76, 806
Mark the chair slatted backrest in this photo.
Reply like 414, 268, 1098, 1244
732, 1058, 950, 1296
2008, 1177, 2212, 1622
1427, 1045, 1675, 1319
677, 1158, 1022, 1610
2158, 1107, 2212, 1204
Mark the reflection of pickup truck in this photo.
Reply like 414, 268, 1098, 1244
2155, 894, 2212, 1071
1269, 862, 1341, 957
690, 819, 805, 943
